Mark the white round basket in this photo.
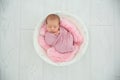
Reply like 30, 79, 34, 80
33, 12, 89, 66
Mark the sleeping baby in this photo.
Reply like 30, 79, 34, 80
44, 14, 75, 53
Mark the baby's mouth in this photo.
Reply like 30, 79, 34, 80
50, 31, 53, 32
50, 30, 56, 33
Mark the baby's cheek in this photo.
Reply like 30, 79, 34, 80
47, 28, 51, 32
55, 29, 59, 32
56, 27, 60, 31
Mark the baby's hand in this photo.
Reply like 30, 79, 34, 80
54, 31, 60, 35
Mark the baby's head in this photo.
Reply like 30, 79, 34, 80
45, 14, 60, 33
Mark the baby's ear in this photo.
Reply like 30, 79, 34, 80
59, 20, 63, 26
59, 20, 61, 24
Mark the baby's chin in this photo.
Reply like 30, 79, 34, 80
48, 30, 58, 33
48, 31, 56, 33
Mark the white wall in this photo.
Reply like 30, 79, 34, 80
0, 0, 120, 80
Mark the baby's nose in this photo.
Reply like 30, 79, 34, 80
51, 27, 54, 30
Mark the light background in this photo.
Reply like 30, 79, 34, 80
0, 0, 120, 80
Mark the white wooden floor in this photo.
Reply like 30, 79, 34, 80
0, 0, 120, 80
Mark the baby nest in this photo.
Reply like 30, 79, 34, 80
33, 13, 88, 66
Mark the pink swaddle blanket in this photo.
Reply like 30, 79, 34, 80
38, 18, 84, 62
45, 27, 74, 53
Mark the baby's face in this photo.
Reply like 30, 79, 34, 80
46, 19, 60, 33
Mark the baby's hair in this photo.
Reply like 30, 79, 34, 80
45, 14, 60, 24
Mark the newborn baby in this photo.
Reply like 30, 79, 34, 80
44, 14, 74, 53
